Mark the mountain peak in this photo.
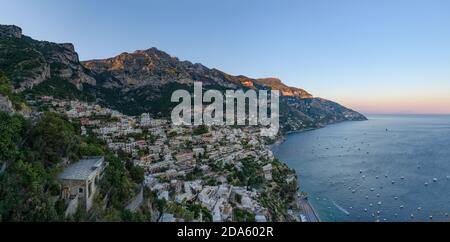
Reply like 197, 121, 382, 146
81, 47, 245, 88
0, 24, 22, 38
133, 47, 172, 58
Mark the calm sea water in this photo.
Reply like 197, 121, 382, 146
272, 115, 450, 222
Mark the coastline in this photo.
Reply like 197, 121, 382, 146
272, 120, 368, 222
296, 192, 321, 222
273, 128, 323, 222
271, 115, 450, 222
308, 200, 321, 222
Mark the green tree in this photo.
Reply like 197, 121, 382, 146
0, 71, 12, 97
27, 112, 81, 166
0, 112, 26, 162
0, 160, 61, 221
233, 208, 256, 222
0, 72, 25, 110
193, 125, 209, 135
100, 155, 136, 209
129, 165, 145, 184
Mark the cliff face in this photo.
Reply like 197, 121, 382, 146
0, 25, 95, 91
0, 25, 22, 39
255, 78, 313, 99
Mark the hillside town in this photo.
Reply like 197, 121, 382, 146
30, 96, 302, 222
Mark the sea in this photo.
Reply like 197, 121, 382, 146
271, 114, 450, 222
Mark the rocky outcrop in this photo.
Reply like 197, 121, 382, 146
42, 42, 96, 89
255, 78, 313, 99
0, 94, 14, 113
0, 24, 95, 91
0, 25, 22, 39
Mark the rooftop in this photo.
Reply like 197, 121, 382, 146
59, 157, 105, 181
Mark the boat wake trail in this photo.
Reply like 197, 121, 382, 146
331, 200, 350, 215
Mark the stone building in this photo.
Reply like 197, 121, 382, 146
59, 157, 107, 215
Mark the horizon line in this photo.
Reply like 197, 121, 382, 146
363, 112, 450, 116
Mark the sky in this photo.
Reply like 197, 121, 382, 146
1, 0, 450, 114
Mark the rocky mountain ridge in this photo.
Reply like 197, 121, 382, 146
82, 48, 251, 90
0, 24, 367, 132
82, 49, 314, 101
255, 78, 313, 99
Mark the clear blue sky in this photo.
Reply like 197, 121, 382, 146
1, 0, 450, 114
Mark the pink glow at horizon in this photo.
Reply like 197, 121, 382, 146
333, 95, 450, 115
